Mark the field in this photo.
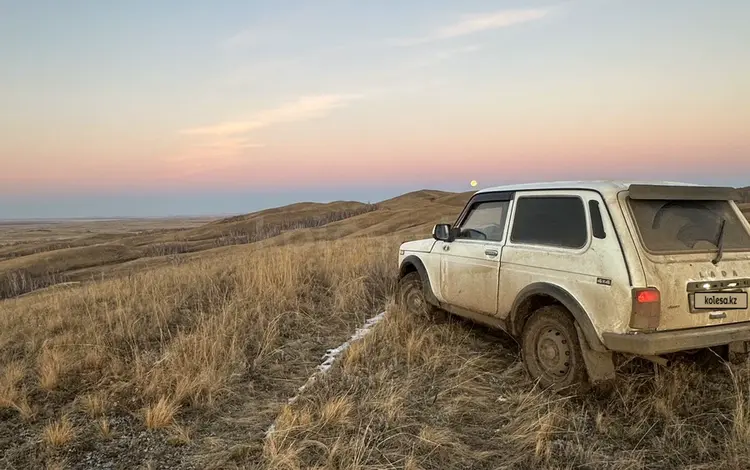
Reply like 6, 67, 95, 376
2, 187, 750, 469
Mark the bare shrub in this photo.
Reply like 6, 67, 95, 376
214, 204, 378, 248
143, 242, 192, 258
0, 269, 69, 300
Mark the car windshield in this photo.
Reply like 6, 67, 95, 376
628, 199, 750, 253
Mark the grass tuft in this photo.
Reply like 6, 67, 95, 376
144, 396, 180, 430
42, 415, 75, 448
79, 392, 107, 418
97, 417, 113, 439
167, 424, 193, 446
37, 345, 65, 391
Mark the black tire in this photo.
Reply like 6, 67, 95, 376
397, 271, 441, 320
521, 305, 589, 393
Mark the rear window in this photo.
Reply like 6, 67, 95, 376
628, 199, 750, 253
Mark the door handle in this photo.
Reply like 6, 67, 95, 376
443, 245, 450, 251
485, 249, 498, 257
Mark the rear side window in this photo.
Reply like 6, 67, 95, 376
589, 200, 606, 239
628, 199, 750, 253
510, 196, 588, 248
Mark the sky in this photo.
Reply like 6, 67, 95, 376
1, 0, 749, 219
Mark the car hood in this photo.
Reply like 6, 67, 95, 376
400, 238, 437, 253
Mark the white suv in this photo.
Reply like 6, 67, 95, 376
396, 181, 750, 391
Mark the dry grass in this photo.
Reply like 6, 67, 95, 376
2, 188, 750, 469
264, 304, 750, 470
79, 392, 107, 418
37, 344, 66, 391
0, 361, 24, 406
97, 417, 112, 439
0, 216, 215, 247
42, 415, 75, 447
0, 191, 463, 300
45, 459, 68, 470
0, 236, 398, 468
144, 397, 181, 429
168, 424, 193, 446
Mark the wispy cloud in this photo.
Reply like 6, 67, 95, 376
194, 138, 266, 151
180, 93, 364, 137
221, 29, 260, 49
437, 9, 549, 38
174, 93, 364, 164
409, 44, 482, 68
388, 9, 550, 46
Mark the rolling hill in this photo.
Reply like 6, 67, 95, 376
0, 190, 474, 299
2, 185, 749, 300
2, 184, 750, 469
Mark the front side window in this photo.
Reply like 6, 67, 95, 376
456, 201, 509, 242
510, 196, 588, 248
628, 199, 750, 253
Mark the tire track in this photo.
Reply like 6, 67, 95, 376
265, 310, 386, 437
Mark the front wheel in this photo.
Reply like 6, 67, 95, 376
397, 272, 441, 320
521, 305, 589, 392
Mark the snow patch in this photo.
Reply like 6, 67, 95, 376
265, 311, 386, 436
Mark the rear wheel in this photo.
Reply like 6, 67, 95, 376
521, 305, 589, 392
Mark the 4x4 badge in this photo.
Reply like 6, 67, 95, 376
597, 278, 612, 286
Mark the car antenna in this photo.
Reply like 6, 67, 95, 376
712, 218, 727, 265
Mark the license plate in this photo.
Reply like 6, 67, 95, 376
694, 292, 748, 310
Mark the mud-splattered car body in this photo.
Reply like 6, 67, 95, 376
397, 181, 750, 389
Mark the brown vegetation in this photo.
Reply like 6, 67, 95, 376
0, 191, 465, 300
0, 235, 397, 468
1, 186, 750, 469
42, 416, 75, 448
265, 304, 750, 469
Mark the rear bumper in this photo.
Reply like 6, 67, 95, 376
602, 321, 750, 356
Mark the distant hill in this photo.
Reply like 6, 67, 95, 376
377, 189, 458, 209
2, 184, 749, 300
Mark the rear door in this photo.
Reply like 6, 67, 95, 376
621, 188, 750, 330
437, 193, 512, 316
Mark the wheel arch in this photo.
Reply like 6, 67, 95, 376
510, 282, 606, 352
399, 255, 439, 305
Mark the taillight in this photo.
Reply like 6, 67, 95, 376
630, 287, 661, 330
636, 289, 660, 304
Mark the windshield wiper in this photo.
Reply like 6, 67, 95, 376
712, 218, 727, 265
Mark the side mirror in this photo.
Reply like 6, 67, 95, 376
432, 223, 453, 242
